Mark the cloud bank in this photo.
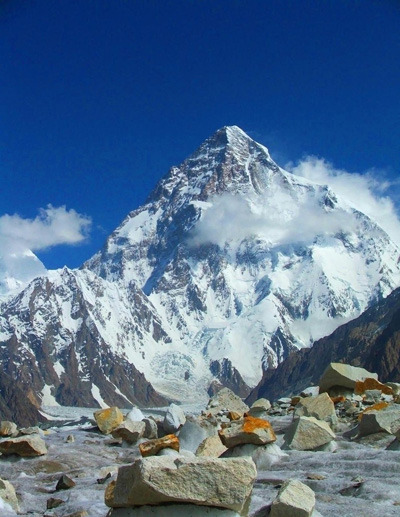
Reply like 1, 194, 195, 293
287, 156, 400, 246
189, 158, 400, 249
0, 205, 92, 255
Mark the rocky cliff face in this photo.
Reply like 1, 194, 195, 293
1, 126, 400, 409
247, 286, 400, 403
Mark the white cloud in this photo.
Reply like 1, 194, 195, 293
287, 156, 400, 246
0, 205, 92, 254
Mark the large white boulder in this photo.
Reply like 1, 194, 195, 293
319, 363, 378, 393
283, 416, 335, 451
294, 392, 338, 427
163, 404, 186, 434
106, 456, 256, 513
270, 479, 315, 517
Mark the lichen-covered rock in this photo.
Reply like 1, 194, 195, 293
0, 477, 19, 512
354, 378, 393, 396
139, 434, 180, 457
106, 456, 256, 513
319, 363, 378, 393
294, 392, 338, 427
270, 479, 315, 517
94, 407, 124, 435
218, 415, 276, 448
112, 420, 145, 444
283, 416, 335, 451
0, 434, 47, 457
163, 404, 186, 433
358, 404, 400, 437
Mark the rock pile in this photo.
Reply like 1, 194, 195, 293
1, 362, 400, 515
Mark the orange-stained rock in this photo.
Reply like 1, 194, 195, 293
219, 415, 276, 448
139, 434, 180, 457
330, 396, 346, 405
358, 401, 389, 421
355, 378, 393, 396
93, 407, 124, 435
291, 396, 302, 406
104, 480, 116, 507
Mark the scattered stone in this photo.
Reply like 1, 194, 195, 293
222, 442, 286, 470
196, 434, 227, 457
0, 421, 17, 437
301, 386, 320, 398
66, 434, 75, 443
294, 392, 338, 427
386, 382, 400, 395
0, 477, 19, 512
0, 434, 47, 457
142, 417, 158, 439
56, 474, 76, 490
163, 403, 186, 433
111, 420, 145, 443
307, 473, 326, 480
18, 426, 43, 436
219, 415, 276, 448
64, 511, 88, 517
206, 388, 249, 416
283, 416, 335, 451
355, 378, 393, 396
47, 497, 65, 509
126, 407, 145, 422
106, 456, 257, 513
358, 404, 400, 437
94, 407, 124, 435
339, 481, 364, 497
319, 363, 378, 394
139, 434, 180, 457
228, 410, 242, 420
270, 479, 315, 517
97, 472, 112, 484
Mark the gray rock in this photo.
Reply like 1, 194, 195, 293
107, 456, 256, 513
107, 505, 240, 516
206, 388, 249, 416
0, 421, 17, 437
319, 363, 378, 393
294, 392, 338, 427
0, 434, 47, 457
142, 418, 158, 439
283, 416, 335, 451
270, 479, 315, 517
126, 407, 145, 422
112, 420, 145, 444
0, 477, 19, 512
358, 405, 400, 437
301, 386, 320, 397
163, 404, 186, 433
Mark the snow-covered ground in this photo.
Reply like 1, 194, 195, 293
1, 407, 400, 516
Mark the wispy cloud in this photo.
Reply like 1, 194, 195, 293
287, 156, 400, 246
0, 205, 92, 254
189, 158, 400, 249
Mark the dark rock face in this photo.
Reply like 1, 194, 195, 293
247, 287, 400, 404
208, 359, 251, 398
0, 368, 46, 427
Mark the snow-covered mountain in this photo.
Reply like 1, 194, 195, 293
1, 126, 400, 407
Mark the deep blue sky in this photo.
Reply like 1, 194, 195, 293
1, 0, 399, 269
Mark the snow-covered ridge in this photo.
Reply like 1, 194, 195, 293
1, 126, 400, 405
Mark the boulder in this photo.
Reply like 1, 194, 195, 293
56, 474, 76, 490
206, 388, 249, 416
106, 505, 240, 516
319, 363, 378, 393
94, 407, 124, 435
163, 404, 186, 434
143, 418, 158, 439
139, 434, 180, 457
178, 418, 217, 454
0, 421, 17, 437
196, 435, 227, 458
112, 420, 145, 444
106, 456, 256, 513
222, 442, 287, 470
283, 416, 335, 451
301, 386, 320, 397
0, 477, 19, 512
0, 434, 47, 457
358, 405, 400, 437
126, 407, 145, 422
294, 392, 338, 427
270, 479, 315, 517
218, 415, 276, 448
248, 398, 271, 419
354, 378, 393, 396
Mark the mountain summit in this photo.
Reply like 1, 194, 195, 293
1, 127, 400, 408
